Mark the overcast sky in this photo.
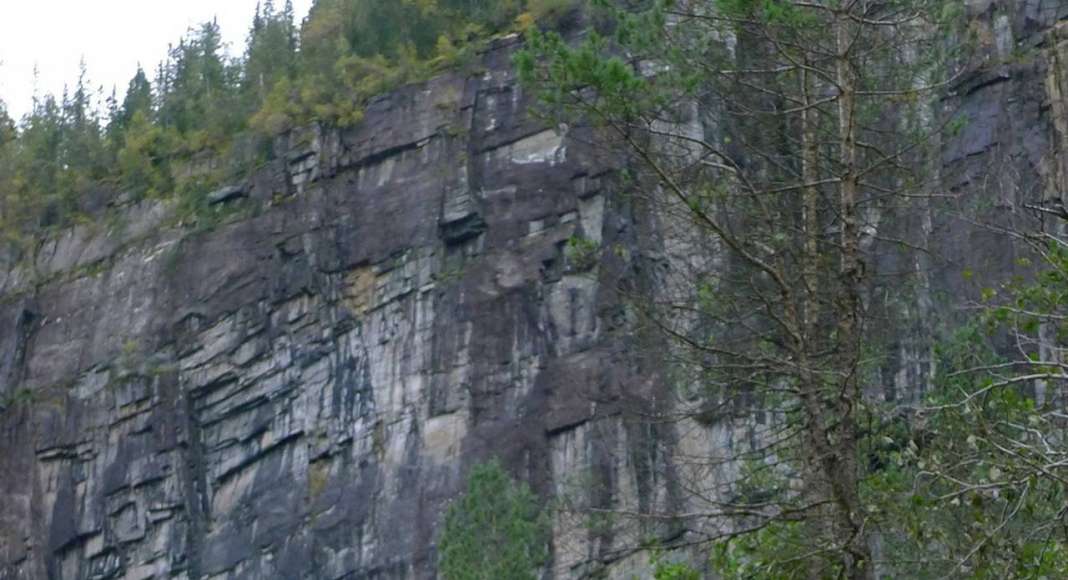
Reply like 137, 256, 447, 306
0, 0, 315, 120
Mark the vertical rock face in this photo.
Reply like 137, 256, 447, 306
0, 35, 651, 580
0, 4, 1066, 579
871, 0, 1068, 406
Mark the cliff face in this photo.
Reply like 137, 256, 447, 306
1, 3, 1067, 579
0, 35, 651, 580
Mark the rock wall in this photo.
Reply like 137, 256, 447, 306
1, 3, 1067, 578
0, 34, 664, 580
871, 0, 1068, 406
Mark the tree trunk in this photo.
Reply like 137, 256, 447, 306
833, 7, 872, 580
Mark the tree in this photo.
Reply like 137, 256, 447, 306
0, 101, 14, 147
115, 110, 176, 199
517, 1, 967, 577
876, 231, 1068, 577
243, 0, 298, 111
109, 67, 154, 139
0, 100, 18, 239
0, 0, 583, 233
438, 460, 550, 580
57, 62, 110, 201
860, 320, 1068, 578
13, 94, 65, 223
157, 20, 242, 146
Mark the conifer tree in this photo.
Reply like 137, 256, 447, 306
58, 62, 109, 192
114, 67, 154, 131
158, 21, 240, 143
244, 0, 297, 111
0, 102, 14, 148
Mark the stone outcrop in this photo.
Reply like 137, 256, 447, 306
0, 34, 651, 580
1, 2, 1067, 578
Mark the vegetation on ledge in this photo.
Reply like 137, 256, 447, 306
0, 0, 578, 244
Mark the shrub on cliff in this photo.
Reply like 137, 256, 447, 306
438, 460, 549, 580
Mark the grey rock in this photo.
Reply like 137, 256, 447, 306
207, 185, 248, 206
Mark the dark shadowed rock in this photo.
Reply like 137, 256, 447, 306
207, 185, 248, 205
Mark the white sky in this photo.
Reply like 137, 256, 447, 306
0, 0, 315, 120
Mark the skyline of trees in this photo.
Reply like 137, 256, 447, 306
0, 0, 576, 236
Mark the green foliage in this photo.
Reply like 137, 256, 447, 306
989, 243, 1068, 339
252, 0, 573, 133
438, 459, 549, 580
301, 0, 540, 62
0, 67, 112, 233
858, 323, 1068, 578
0, 0, 575, 242
714, 0, 816, 26
518, 0, 981, 577
0, 103, 14, 147
653, 562, 700, 580
116, 111, 176, 198
517, 28, 651, 123
107, 66, 153, 147
157, 21, 246, 151
712, 521, 842, 579
0, 387, 36, 410
243, 0, 298, 113
564, 235, 600, 271
651, 552, 702, 580
524, 0, 578, 27
859, 245, 1068, 576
